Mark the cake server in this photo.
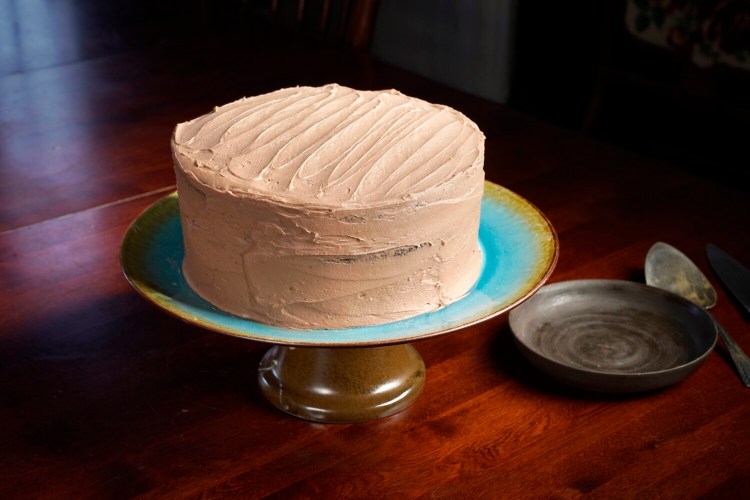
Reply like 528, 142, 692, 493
707, 244, 750, 315
645, 242, 750, 387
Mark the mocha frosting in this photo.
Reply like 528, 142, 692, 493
172, 84, 485, 329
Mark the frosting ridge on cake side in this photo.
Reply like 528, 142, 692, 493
172, 84, 485, 329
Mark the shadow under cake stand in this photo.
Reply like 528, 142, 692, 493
120, 181, 558, 423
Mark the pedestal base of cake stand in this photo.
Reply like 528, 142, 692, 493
257, 344, 425, 423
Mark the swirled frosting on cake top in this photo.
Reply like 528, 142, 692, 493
172, 83, 484, 206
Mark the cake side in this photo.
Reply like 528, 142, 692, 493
172, 84, 485, 329
175, 168, 483, 328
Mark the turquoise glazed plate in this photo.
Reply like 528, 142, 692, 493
121, 181, 558, 346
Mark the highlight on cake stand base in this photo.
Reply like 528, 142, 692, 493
120, 181, 558, 423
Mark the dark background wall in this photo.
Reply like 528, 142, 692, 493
2, 0, 747, 189
373, 0, 749, 190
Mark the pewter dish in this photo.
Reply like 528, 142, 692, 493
509, 280, 717, 393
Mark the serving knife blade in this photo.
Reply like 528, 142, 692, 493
707, 244, 750, 316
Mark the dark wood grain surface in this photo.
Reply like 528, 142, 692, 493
2, 3, 749, 498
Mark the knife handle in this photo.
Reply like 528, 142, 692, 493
714, 318, 750, 388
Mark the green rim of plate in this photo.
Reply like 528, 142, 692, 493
121, 181, 558, 346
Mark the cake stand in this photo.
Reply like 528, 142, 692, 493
120, 181, 558, 423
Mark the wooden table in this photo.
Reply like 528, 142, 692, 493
2, 21, 749, 499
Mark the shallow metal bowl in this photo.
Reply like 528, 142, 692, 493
509, 279, 717, 393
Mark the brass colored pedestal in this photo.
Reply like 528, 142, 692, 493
258, 344, 425, 423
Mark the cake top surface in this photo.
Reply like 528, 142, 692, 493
172, 84, 484, 206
